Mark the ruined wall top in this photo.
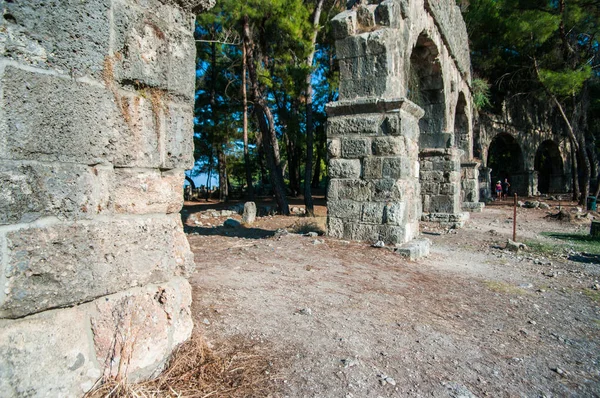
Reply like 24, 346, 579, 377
423, 0, 471, 77
166, 0, 215, 12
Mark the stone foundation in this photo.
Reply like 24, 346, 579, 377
0, 0, 209, 394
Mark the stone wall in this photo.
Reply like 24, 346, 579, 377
0, 0, 210, 395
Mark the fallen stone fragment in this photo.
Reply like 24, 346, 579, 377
506, 239, 527, 252
224, 218, 241, 228
372, 240, 385, 248
242, 201, 257, 225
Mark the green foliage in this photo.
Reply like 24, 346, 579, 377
539, 66, 593, 97
471, 78, 492, 111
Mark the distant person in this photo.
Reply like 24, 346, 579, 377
502, 178, 511, 199
495, 180, 502, 199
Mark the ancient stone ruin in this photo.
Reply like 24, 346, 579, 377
327, 0, 481, 244
0, 0, 212, 395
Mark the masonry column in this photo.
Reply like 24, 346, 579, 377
327, 99, 423, 244
461, 161, 484, 212
0, 0, 211, 395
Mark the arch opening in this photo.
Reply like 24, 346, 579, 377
409, 33, 447, 148
487, 133, 525, 194
534, 140, 564, 194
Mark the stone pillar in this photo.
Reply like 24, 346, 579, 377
479, 166, 492, 201
461, 161, 484, 212
510, 170, 538, 197
327, 99, 423, 244
419, 148, 469, 227
0, 0, 209, 395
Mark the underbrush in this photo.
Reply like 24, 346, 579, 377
526, 231, 600, 257
85, 333, 279, 398
290, 218, 326, 235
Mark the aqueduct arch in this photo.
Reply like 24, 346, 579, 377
327, 0, 478, 241
0, 0, 213, 394
477, 111, 572, 198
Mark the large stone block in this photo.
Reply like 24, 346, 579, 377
163, 101, 195, 169
112, 0, 196, 100
1, 66, 123, 164
327, 217, 344, 239
327, 115, 380, 137
0, 305, 101, 398
362, 157, 383, 179
328, 200, 361, 221
331, 10, 357, 41
1, 0, 111, 78
0, 214, 194, 318
0, 277, 193, 396
372, 136, 405, 156
327, 138, 341, 158
384, 202, 405, 225
328, 179, 371, 202
370, 178, 402, 201
0, 161, 111, 225
341, 137, 370, 158
329, 159, 361, 179
112, 168, 184, 214
91, 277, 193, 380
361, 202, 385, 224
382, 157, 410, 179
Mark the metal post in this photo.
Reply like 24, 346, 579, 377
513, 193, 517, 242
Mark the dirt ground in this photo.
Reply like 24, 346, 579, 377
183, 198, 600, 397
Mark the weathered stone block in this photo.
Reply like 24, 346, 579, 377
163, 101, 194, 169
0, 161, 111, 225
384, 202, 405, 225
370, 178, 402, 201
91, 277, 193, 380
328, 200, 361, 221
328, 179, 371, 201
361, 202, 385, 224
328, 115, 380, 137
327, 139, 341, 158
1, 66, 122, 164
428, 195, 458, 214
0, 305, 101, 397
382, 157, 410, 179
400, 114, 419, 141
344, 222, 380, 243
167, 30, 196, 100
382, 114, 401, 136
327, 217, 344, 239
342, 137, 370, 158
0, 215, 194, 318
362, 157, 383, 179
112, 0, 170, 90
329, 159, 361, 179
112, 168, 183, 214
112, 91, 162, 168
372, 136, 405, 156
331, 10, 357, 41
440, 183, 457, 195
1, 0, 111, 77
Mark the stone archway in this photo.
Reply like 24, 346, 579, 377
409, 33, 448, 148
535, 140, 565, 194
487, 133, 527, 195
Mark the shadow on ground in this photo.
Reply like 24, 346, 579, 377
184, 225, 276, 239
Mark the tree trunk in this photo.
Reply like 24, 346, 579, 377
242, 40, 255, 200
243, 16, 289, 215
303, 0, 325, 216
205, 153, 213, 201
571, 140, 580, 202
217, 145, 228, 202
312, 148, 321, 188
